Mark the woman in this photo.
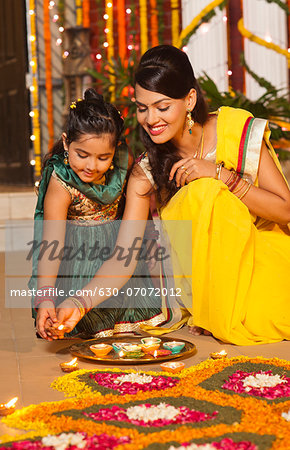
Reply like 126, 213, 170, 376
51, 45, 290, 345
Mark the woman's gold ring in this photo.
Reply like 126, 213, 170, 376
181, 166, 186, 170
184, 170, 189, 175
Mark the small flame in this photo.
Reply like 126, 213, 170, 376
58, 325, 64, 330
119, 351, 124, 357
153, 350, 158, 358
5, 397, 18, 408
66, 358, 78, 366
219, 350, 227, 356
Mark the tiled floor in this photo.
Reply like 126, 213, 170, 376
1, 251, 290, 438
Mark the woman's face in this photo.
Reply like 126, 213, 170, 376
135, 84, 195, 144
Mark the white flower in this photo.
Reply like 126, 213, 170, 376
242, 373, 287, 389
168, 444, 215, 450
42, 432, 86, 449
126, 403, 180, 423
282, 409, 290, 421
114, 372, 153, 385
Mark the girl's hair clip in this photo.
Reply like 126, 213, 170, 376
70, 98, 83, 109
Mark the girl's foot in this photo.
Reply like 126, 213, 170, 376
188, 326, 212, 336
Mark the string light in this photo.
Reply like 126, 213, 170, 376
30, 135, 36, 141
265, 35, 272, 43
49, 1, 55, 8
104, 28, 109, 33
56, 38, 62, 46
103, 42, 109, 48
182, 46, 188, 52
53, 14, 59, 22
103, 13, 109, 20
29, 111, 35, 117
59, 26, 64, 32
96, 53, 102, 59
223, 15, 227, 22
29, 35, 36, 41
35, 181, 40, 187
29, 61, 36, 67
107, 2, 112, 7
29, 86, 35, 92
126, 8, 131, 14
29, 9, 35, 15
63, 51, 69, 58
30, 159, 36, 166
227, 70, 232, 76
128, 44, 133, 50
200, 23, 209, 34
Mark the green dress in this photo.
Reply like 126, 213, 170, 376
30, 143, 166, 338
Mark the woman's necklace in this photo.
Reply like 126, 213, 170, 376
193, 126, 204, 159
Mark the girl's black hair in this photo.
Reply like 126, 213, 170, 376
134, 45, 208, 205
42, 88, 124, 169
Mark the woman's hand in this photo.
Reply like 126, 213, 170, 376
169, 157, 216, 187
36, 301, 58, 340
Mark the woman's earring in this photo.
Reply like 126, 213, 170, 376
64, 150, 69, 165
187, 109, 194, 134
109, 163, 114, 170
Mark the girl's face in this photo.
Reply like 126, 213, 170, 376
135, 84, 196, 144
63, 133, 115, 183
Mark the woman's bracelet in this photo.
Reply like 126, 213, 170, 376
232, 178, 247, 195
228, 173, 241, 192
215, 162, 223, 180
69, 297, 86, 319
238, 182, 251, 200
34, 285, 56, 309
225, 170, 235, 186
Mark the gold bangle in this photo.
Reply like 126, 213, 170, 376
238, 182, 251, 200
232, 179, 247, 195
215, 162, 223, 180
69, 297, 85, 319
225, 170, 235, 186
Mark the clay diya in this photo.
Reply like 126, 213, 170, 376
90, 344, 113, 357
160, 361, 185, 373
59, 357, 79, 372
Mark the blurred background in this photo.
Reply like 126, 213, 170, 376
0, 0, 289, 220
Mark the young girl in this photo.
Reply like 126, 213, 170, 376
31, 88, 165, 340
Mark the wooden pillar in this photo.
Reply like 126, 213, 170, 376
227, 0, 244, 92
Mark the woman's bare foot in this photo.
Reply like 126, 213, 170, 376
188, 326, 212, 336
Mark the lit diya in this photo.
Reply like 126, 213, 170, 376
0, 397, 18, 416
122, 344, 144, 358
90, 344, 113, 357
210, 350, 228, 360
160, 361, 185, 373
59, 357, 79, 372
47, 324, 70, 337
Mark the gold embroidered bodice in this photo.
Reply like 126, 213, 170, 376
52, 170, 121, 222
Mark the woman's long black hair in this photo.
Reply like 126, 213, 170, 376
134, 45, 208, 206
42, 88, 124, 170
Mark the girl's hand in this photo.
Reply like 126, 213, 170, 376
36, 301, 58, 340
53, 298, 83, 337
169, 158, 216, 187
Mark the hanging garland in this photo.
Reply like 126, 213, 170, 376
171, 0, 180, 47
75, 0, 82, 26
117, 0, 126, 62
82, 0, 90, 27
259, 0, 289, 14
156, 0, 165, 44
43, 0, 54, 150
149, 0, 159, 47
238, 18, 290, 68
105, 0, 115, 101
177, 0, 227, 48
139, 0, 148, 55
27, 0, 41, 178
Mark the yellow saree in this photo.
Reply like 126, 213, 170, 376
160, 106, 290, 345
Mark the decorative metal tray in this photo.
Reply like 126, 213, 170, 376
69, 336, 196, 365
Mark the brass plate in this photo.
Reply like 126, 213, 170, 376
69, 336, 196, 365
